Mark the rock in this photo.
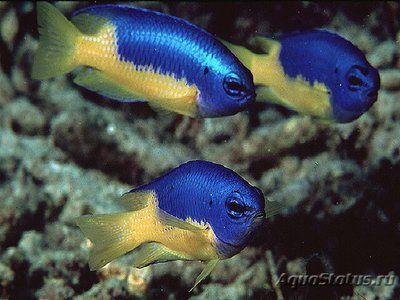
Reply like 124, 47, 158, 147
2, 97, 47, 135
380, 68, 400, 90
367, 40, 400, 68
0, 66, 15, 104
35, 278, 75, 300
0, 8, 18, 50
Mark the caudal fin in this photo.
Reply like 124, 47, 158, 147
75, 211, 141, 270
32, 2, 81, 80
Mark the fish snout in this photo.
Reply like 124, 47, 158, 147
364, 68, 380, 107
363, 88, 379, 108
241, 91, 256, 107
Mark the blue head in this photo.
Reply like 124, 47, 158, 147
197, 55, 256, 117
209, 175, 265, 257
279, 30, 380, 122
329, 42, 380, 122
177, 161, 265, 257
170, 161, 265, 257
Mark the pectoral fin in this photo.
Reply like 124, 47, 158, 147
157, 209, 204, 233
134, 242, 187, 269
265, 200, 284, 218
73, 68, 144, 102
189, 259, 220, 292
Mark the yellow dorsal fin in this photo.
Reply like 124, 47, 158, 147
189, 259, 220, 292
119, 190, 156, 211
71, 13, 109, 35
134, 242, 187, 269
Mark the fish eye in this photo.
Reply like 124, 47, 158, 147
226, 192, 247, 219
223, 73, 245, 97
347, 66, 367, 91
349, 75, 363, 87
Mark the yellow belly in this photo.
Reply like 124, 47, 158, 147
74, 25, 198, 116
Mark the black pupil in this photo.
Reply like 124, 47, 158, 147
349, 75, 363, 86
227, 81, 242, 91
229, 201, 245, 213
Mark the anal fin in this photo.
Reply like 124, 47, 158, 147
73, 68, 144, 102
134, 242, 187, 269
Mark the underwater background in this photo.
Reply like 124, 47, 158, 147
0, 1, 399, 299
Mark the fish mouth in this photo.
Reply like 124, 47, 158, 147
239, 93, 256, 108
215, 213, 265, 258
251, 212, 265, 228
239, 91, 256, 108
245, 92, 257, 104
343, 87, 379, 116
254, 211, 265, 221
364, 89, 378, 108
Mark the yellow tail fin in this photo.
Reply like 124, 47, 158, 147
75, 211, 141, 270
32, 2, 81, 79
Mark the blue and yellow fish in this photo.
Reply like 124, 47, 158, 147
31, 2, 256, 118
75, 160, 266, 290
222, 30, 380, 123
